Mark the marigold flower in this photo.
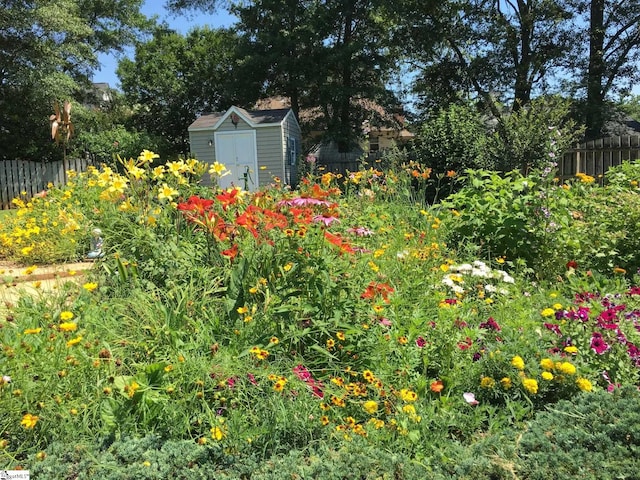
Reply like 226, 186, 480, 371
564, 345, 578, 354
540, 358, 555, 371
480, 376, 495, 388
500, 377, 512, 389
60, 311, 74, 321
522, 378, 538, 394
511, 355, 525, 370
541, 371, 554, 381
211, 426, 225, 441
576, 378, 593, 392
556, 361, 576, 375
540, 308, 555, 317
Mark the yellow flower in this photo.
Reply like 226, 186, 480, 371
556, 362, 576, 375
500, 377, 512, 389
399, 388, 418, 402
237, 306, 249, 314
66, 336, 83, 347
564, 345, 578, 354
336, 331, 346, 341
541, 308, 555, 317
21, 413, 39, 429
59, 322, 77, 332
273, 379, 287, 392
511, 356, 525, 370
125, 381, 140, 398
480, 376, 495, 388
269, 336, 279, 345
138, 149, 159, 164
209, 161, 230, 177
211, 426, 225, 441
541, 371, 554, 381
82, 282, 98, 292
23, 328, 42, 335
522, 378, 538, 394
23, 265, 37, 275
540, 358, 555, 370
60, 311, 74, 321
158, 183, 179, 202
363, 400, 378, 414
576, 378, 593, 392
283, 262, 293, 272
402, 404, 416, 415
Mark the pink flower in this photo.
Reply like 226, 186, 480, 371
312, 214, 340, 226
346, 226, 374, 237
378, 317, 392, 327
590, 332, 610, 354
463, 392, 479, 406
247, 373, 257, 385
415, 336, 426, 348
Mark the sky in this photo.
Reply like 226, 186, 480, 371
93, 1, 236, 89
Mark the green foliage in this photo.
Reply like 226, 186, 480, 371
413, 102, 486, 174
440, 168, 570, 278
0, 0, 150, 161
118, 26, 259, 156
516, 387, 640, 479
5, 149, 640, 475
477, 97, 584, 173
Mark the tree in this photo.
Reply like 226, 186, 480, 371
118, 26, 259, 156
169, 0, 402, 152
578, 0, 640, 139
400, 0, 574, 115
0, 0, 150, 160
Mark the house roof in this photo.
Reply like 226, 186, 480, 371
189, 106, 294, 131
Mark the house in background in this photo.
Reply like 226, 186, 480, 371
188, 106, 302, 190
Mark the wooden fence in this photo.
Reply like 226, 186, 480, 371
0, 157, 100, 210
559, 135, 640, 184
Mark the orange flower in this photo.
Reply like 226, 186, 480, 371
430, 380, 444, 393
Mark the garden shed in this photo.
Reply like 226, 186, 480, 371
188, 106, 302, 191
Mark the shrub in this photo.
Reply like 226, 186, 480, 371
516, 386, 640, 479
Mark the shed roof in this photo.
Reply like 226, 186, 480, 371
189, 106, 294, 131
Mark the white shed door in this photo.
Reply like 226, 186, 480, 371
215, 131, 258, 191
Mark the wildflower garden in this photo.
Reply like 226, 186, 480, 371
1, 145, 640, 479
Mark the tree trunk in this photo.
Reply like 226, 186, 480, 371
586, 0, 605, 140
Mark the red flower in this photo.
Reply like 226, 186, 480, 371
566, 260, 578, 270
221, 243, 239, 260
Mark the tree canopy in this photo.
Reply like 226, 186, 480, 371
0, 0, 150, 160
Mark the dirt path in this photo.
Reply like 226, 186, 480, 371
0, 260, 95, 309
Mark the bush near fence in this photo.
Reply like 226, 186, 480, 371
0, 158, 101, 210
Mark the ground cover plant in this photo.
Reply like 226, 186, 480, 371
1, 147, 640, 478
